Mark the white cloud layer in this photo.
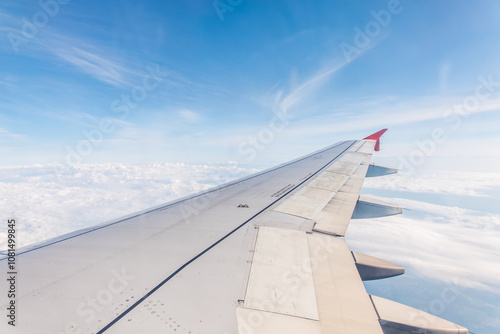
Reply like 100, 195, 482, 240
349, 171, 500, 293
362, 170, 500, 197
0, 164, 498, 296
0, 163, 257, 248
348, 207, 500, 292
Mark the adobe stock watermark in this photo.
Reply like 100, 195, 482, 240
399, 74, 500, 176
213, 0, 244, 21
7, 0, 71, 53
51, 64, 169, 180
54, 268, 135, 334
237, 109, 295, 162
340, 0, 410, 61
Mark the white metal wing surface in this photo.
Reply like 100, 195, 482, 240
0, 130, 468, 334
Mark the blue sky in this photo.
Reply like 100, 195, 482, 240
1, 0, 499, 169
1, 1, 500, 333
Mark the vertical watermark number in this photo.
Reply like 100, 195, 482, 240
6, 219, 17, 326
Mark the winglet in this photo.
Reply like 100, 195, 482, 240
364, 129, 387, 151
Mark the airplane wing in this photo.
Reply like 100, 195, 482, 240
0, 130, 468, 334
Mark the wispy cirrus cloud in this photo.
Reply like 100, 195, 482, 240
249, 31, 383, 120
177, 109, 202, 123
34, 27, 157, 88
0, 10, 143, 88
48, 45, 129, 87
270, 43, 379, 115
277, 94, 500, 139
0, 127, 24, 141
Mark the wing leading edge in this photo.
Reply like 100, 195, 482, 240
0, 130, 468, 334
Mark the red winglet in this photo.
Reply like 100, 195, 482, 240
364, 129, 387, 151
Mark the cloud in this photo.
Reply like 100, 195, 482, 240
177, 109, 201, 123
0, 163, 258, 249
0, 12, 142, 88
0, 128, 24, 140
348, 213, 500, 292
252, 39, 377, 120
37, 31, 152, 88
348, 170, 500, 293
362, 170, 500, 197
279, 95, 500, 139
49, 45, 129, 87
362, 193, 500, 232
1, 164, 498, 297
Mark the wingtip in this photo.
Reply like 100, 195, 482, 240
364, 129, 387, 152
364, 129, 388, 140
